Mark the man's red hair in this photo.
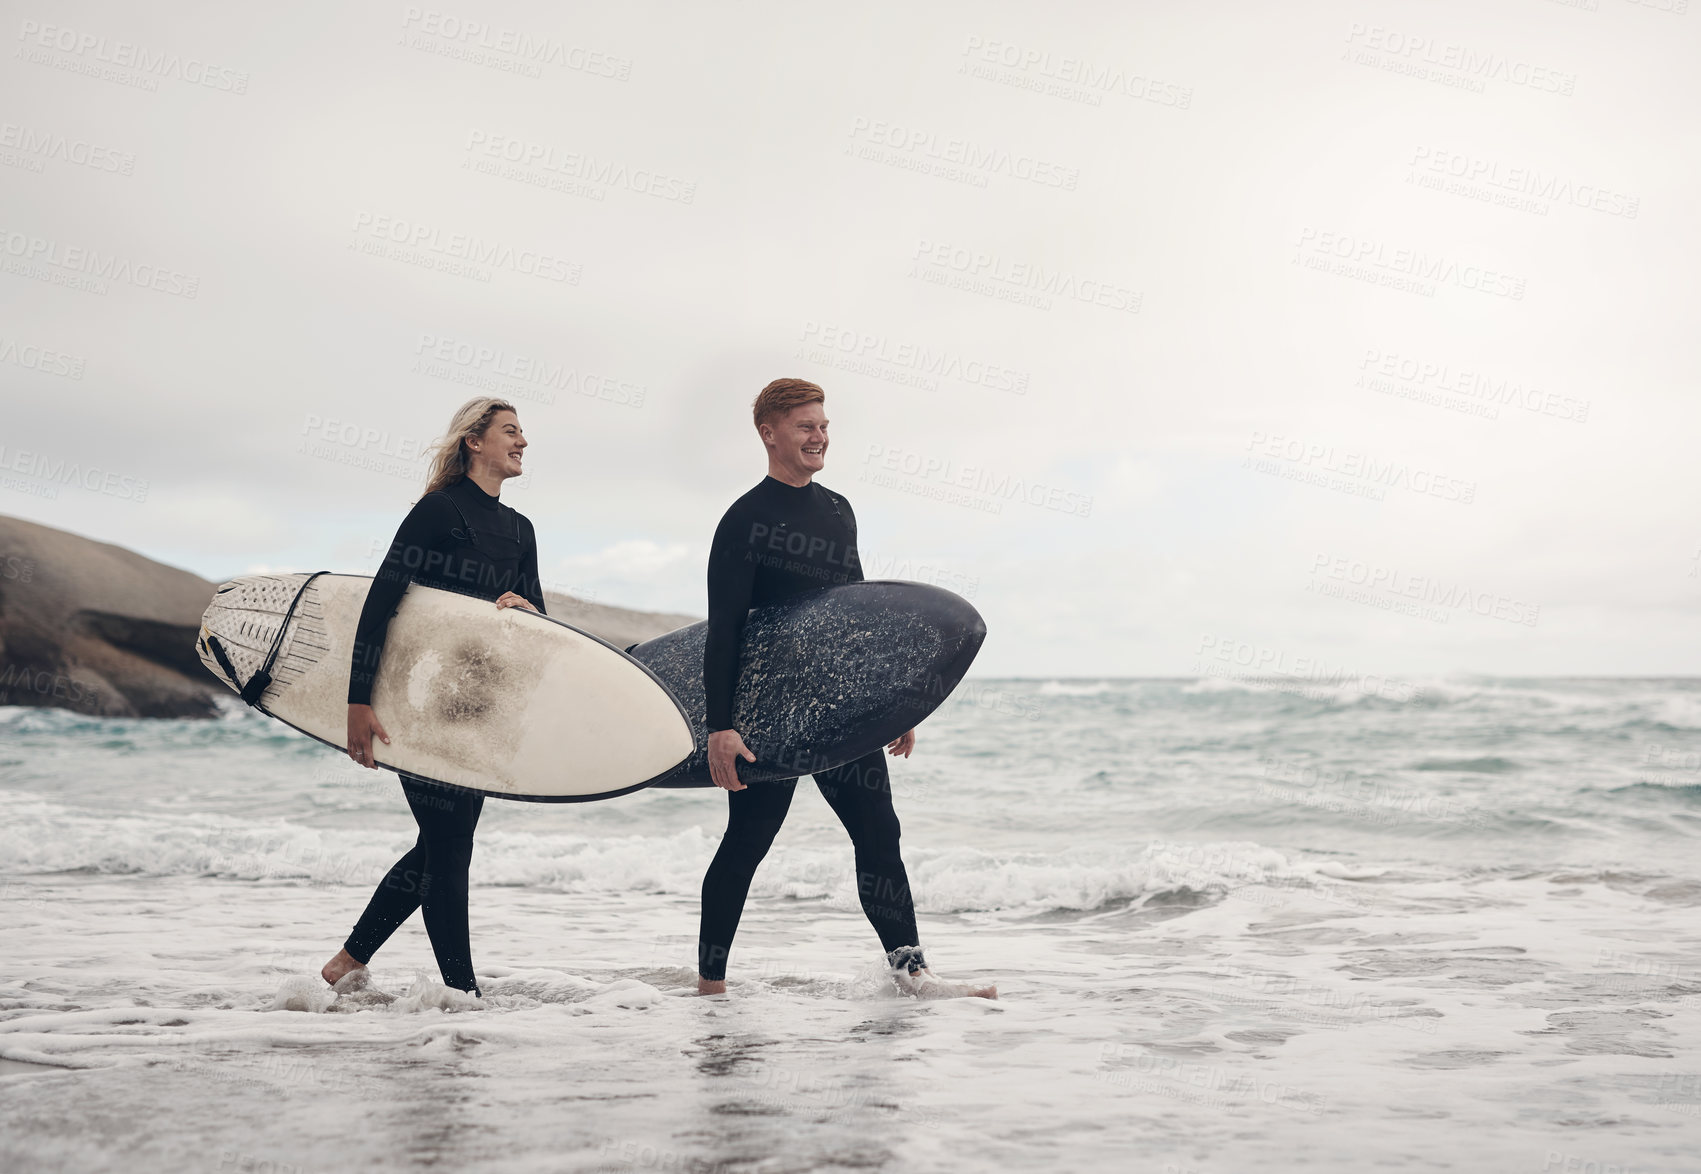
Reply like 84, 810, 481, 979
752, 377, 825, 433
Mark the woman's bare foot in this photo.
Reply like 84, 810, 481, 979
321, 948, 366, 987
697, 976, 727, 995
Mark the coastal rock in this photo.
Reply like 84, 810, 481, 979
0, 514, 219, 718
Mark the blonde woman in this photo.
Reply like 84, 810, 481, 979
320, 398, 545, 998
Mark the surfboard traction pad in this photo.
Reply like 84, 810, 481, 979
633, 580, 987, 787
200, 574, 333, 704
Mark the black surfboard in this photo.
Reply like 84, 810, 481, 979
631, 580, 986, 788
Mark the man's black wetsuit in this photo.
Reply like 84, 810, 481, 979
697, 475, 922, 982
341, 476, 546, 995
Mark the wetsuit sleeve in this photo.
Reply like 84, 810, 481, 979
703, 504, 758, 732
518, 515, 547, 615
839, 495, 864, 583
347, 495, 455, 706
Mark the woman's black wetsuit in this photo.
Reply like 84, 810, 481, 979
340, 476, 546, 995
697, 475, 922, 982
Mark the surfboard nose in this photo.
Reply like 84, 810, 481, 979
868, 578, 986, 649
918, 584, 986, 691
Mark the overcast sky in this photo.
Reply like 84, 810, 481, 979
3, 0, 1696, 677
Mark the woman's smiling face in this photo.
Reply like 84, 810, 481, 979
469, 410, 527, 480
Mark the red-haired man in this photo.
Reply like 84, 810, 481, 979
696, 377, 996, 1000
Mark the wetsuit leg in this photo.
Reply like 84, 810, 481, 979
697, 780, 797, 981
343, 835, 425, 966
812, 750, 921, 959
343, 774, 485, 994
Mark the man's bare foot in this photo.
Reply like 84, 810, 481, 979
697, 976, 727, 995
321, 948, 366, 987
886, 946, 996, 1000
896, 968, 998, 1000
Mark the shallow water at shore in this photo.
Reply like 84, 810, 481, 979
4, 680, 1701, 1172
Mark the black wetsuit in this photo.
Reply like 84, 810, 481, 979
341, 476, 546, 995
697, 476, 922, 981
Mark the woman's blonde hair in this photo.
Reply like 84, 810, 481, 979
422, 397, 518, 496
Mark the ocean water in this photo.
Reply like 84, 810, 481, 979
3, 678, 1701, 1173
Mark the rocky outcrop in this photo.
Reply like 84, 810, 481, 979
0, 514, 696, 719
0, 514, 222, 717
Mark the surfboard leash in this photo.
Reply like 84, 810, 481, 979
202, 571, 331, 708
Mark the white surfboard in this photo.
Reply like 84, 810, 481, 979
195, 573, 695, 801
